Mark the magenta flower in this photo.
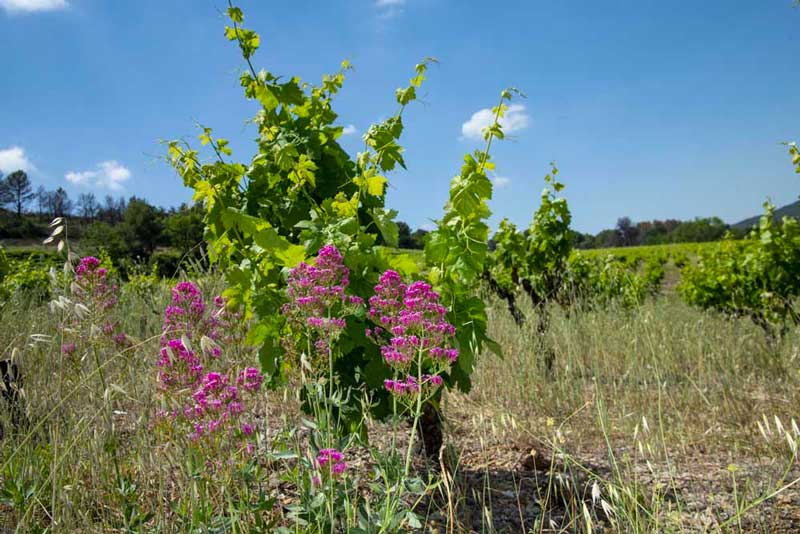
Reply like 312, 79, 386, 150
236, 367, 264, 392
62, 257, 127, 354
162, 281, 218, 344
156, 282, 261, 456
157, 339, 204, 388
317, 448, 347, 478
75, 256, 101, 277
369, 270, 458, 374
281, 244, 363, 369
73, 256, 118, 312
383, 374, 443, 397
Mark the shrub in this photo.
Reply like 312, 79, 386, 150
149, 249, 183, 279
679, 203, 800, 346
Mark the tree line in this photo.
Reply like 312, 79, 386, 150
572, 216, 735, 249
0, 170, 205, 264
0, 170, 745, 257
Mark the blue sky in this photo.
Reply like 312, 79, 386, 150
1, 0, 798, 233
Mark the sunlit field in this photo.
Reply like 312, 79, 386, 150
2, 2, 799, 532
1, 259, 798, 532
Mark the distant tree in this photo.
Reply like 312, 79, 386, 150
570, 230, 594, 249
640, 224, 669, 245
615, 216, 638, 246
116, 197, 128, 218
119, 197, 164, 258
594, 228, 621, 248
0, 172, 12, 206
671, 217, 727, 243
409, 228, 428, 249
165, 203, 205, 255
83, 221, 129, 259
77, 193, 99, 220
397, 221, 412, 248
35, 185, 48, 216
102, 194, 116, 222
396, 221, 427, 249
50, 187, 73, 217
5, 170, 35, 217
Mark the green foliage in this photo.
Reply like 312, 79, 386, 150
0, 258, 50, 303
423, 90, 520, 388
0, 213, 47, 239
168, 4, 504, 426
481, 164, 571, 370
565, 252, 666, 309
524, 165, 573, 301
0, 247, 9, 283
82, 201, 204, 267
148, 249, 184, 278
679, 202, 800, 344
83, 221, 130, 260
486, 175, 671, 325
119, 197, 164, 259
165, 203, 205, 256
486, 164, 573, 310
789, 141, 800, 174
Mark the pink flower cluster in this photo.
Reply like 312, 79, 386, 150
212, 295, 248, 348
281, 245, 363, 359
61, 256, 129, 356
74, 256, 117, 311
368, 270, 457, 395
156, 281, 264, 448
157, 338, 203, 388
162, 282, 217, 349
237, 366, 264, 391
383, 374, 443, 396
317, 448, 347, 477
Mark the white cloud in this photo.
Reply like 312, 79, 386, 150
0, 0, 67, 13
342, 124, 358, 136
0, 146, 35, 174
492, 175, 511, 188
374, 0, 404, 19
65, 160, 131, 191
461, 103, 530, 141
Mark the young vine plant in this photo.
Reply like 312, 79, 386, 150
167, 4, 513, 434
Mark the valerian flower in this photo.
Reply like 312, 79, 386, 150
155, 282, 264, 454
61, 256, 128, 356
281, 244, 363, 369
369, 270, 456, 397
317, 448, 347, 478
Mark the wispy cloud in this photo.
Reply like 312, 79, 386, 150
0, 0, 68, 13
65, 160, 131, 191
492, 174, 511, 188
342, 124, 358, 136
374, 0, 405, 20
461, 103, 530, 141
0, 146, 35, 174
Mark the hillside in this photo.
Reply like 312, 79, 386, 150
732, 198, 800, 230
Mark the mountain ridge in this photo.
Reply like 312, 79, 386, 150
731, 199, 800, 230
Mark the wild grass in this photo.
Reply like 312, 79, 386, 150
450, 294, 800, 531
1, 275, 798, 532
